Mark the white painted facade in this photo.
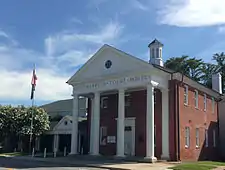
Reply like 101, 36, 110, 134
67, 44, 170, 161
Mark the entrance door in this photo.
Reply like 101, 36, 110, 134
124, 126, 133, 156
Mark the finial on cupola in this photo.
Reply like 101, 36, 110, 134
148, 39, 164, 67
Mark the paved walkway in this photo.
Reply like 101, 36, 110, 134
12, 155, 176, 170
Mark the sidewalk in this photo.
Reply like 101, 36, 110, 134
13, 155, 175, 170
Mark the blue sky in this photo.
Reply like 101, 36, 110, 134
1, 0, 225, 106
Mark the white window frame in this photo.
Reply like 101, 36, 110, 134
101, 97, 108, 109
205, 129, 208, 147
212, 97, 215, 113
204, 94, 207, 111
184, 85, 188, 105
213, 129, 216, 147
196, 128, 200, 148
185, 127, 190, 148
194, 90, 198, 108
100, 126, 107, 145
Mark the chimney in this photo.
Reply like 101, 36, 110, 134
148, 39, 164, 67
212, 73, 222, 94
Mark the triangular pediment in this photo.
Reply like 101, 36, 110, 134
53, 116, 72, 131
67, 44, 155, 85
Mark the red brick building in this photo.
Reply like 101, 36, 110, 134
67, 40, 221, 162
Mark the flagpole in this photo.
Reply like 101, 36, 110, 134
29, 64, 35, 155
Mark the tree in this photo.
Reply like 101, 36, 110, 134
164, 56, 204, 82
200, 63, 219, 88
0, 105, 50, 151
164, 56, 189, 75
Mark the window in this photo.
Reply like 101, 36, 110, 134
101, 97, 108, 109
184, 85, 188, 105
185, 127, 190, 148
196, 128, 200, 148
204, 94, 207, 111
125, 93, 131, 107
100, 126, 107, 145
159, 49, 162, 58
194, 90, 198, 108
213, 129, 216, 147
212, 97, 215, 113
156, 48, 159, 58
205, 129, 208, 147
151, 48, 155, 58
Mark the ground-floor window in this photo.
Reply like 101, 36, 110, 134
196, 128, 199, 148
185, 127, 190, 148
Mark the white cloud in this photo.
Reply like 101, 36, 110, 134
0, 21, 124, 103
0, 30, 9, 38
70, 17, 83, 25
0, 68, 72, 101
44, 21, 123, 56
131, 0, 148, 11
158, 0, 225, 27
218, 25, 225, 34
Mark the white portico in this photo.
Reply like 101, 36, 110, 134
67, 43, 170, 161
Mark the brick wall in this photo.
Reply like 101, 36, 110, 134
178, 83, 219, 161
87, 89, 163, 158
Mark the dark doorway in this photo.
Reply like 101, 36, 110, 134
59, 134, 71, 153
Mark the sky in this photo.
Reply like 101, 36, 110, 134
1, 0, 225, 106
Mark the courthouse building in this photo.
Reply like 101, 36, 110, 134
67, 39, 221, 162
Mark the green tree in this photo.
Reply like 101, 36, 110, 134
164, 56, 204, 82
200, 63, 219, 88
0, 105, 50, 151
164, 56, 189, 75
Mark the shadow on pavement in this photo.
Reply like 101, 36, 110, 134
0, 156, 135, 170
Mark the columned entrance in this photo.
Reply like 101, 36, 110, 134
67, 44, 170, 161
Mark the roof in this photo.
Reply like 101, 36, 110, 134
40, 99, 73, 112
148, 39, 164, 47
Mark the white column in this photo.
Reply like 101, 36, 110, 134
89, 98, 95, 154
54, 134, 59, 152
70, 94, 79, 155
116, 89, 125, 157
145, 83, 157, 162
90, 92, 100, 155
161, 89, 170, 160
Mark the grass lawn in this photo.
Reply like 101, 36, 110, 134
170, 161, 225, 170
0, 152, 27, 157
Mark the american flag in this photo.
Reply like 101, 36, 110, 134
30, 67, 37, 100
